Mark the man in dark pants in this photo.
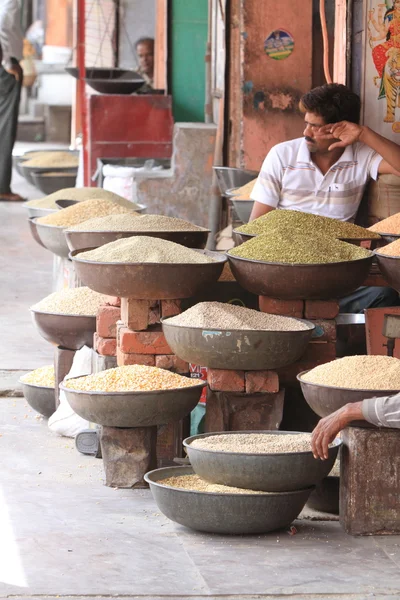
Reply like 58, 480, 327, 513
0, 47, 23, 201
0, 0, 24, 201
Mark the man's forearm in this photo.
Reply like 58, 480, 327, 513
360, 126, 400, 173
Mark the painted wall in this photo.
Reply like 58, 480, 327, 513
228, 0, 313, 170
119, 0, 156, 69
170, 0, 208, 122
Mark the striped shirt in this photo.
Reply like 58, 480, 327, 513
251, 138, 383, 222
363, 394, 400, 428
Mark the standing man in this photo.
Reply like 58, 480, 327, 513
0, 0, 24, 202
250, 83, 400, 312
135, 37, 154, 92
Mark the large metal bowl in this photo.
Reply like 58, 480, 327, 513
70, 248, 227, 299
162, 318, 315, 370
65, 229, 210, 253
213, 167, 258, 195
375, 252, 400, 292
20, 381, 55, 418
31, 170, 77, 195
23, 203, 57, 219
33, 219, 70, 258
184, 431, 341, 492
145, 466, 313, 535
227, 253, 374, 300
298, 370, 400, 419
59, 381, 206, 427
231, 199, 254, 224
28, 217, 47, 249
20, 164, 78, 186
306, 475, 340, 514
31, 310, 96, 350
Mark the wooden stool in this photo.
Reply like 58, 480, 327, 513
340, 426, 400, 535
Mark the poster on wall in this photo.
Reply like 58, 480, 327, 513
363, 0, 400, 140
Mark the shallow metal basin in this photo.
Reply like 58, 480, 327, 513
213, 167, 258, 195
33, 219, 70, 258
59, 381, 206, 427
145, 466, 314, 535
70, 248, 227, 299
298, 370, 400, 420
20, 381, 55, 418
31, 310, 96, 350
375, 252, 400, 292
184, 431, 341, 492
162, 318, 315, 370
227, 254, 374, 300
31, 170, 78, 195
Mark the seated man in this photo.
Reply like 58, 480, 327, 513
311, 393, 400, 459
135, 37, 154, 93
250, 83, 400, 312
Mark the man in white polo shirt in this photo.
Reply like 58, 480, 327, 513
250, 83, 400, 311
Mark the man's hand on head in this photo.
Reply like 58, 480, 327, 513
311, 401, 364, 460
316, 121, 364, 151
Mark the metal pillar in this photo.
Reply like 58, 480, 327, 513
77, 0, 89, 186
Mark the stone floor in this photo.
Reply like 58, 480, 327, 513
1, 148, 400, 600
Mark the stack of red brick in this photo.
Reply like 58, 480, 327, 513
259, 296, 338, 385
115, 298, 189, 373
94, 296, 121, 358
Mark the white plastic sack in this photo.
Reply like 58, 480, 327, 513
48, 346, 93, 438
103, 162, 164, 201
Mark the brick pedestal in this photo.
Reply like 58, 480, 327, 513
100, 426, 157, 488
340, 427, 400, 535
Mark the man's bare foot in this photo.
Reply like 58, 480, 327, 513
0, 192, 25, 201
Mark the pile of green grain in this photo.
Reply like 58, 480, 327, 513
68, 213, 207, 232
31, 287, 106, 316
25, 187, 140, 210
23, 151, 79, 169
166, 301, 310, 331
77, 236, 215, 264
37, 198, 137, 228
301, 355, 400, 389
228, 231, 372, 264
237, 209, 381, 240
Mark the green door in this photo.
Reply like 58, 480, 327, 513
170, 0, 208, 122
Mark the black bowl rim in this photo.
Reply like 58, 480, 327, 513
30, 308, 97, 319
144, 465, 316, 497
183, 430, 342, 457
70, 248, 227, 267
161, 315, 316, 334
19, 379, 55, 390
59, 379, 206, 398
297, 368, 400, 394
227, 251, 374, 268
